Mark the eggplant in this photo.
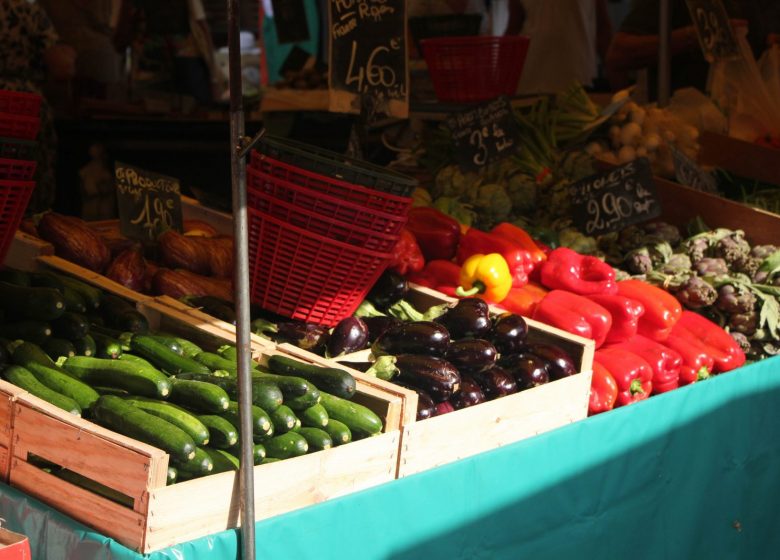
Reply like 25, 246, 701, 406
450, 376, 486, 410
362, 315, 403, 343
434, 400, 455, 416
274, 321, 330, 355
372, 321, 451, 357
499, 353, 550, 390
490, 313, 528, 354
434, 298, 492, 339
445, 339, 498, 373
415, 390, 437, 420
327, 316, 369, 357
393, 354, 461, 403
524, 343, 577, 381
471, 365, 518, 399
367, 270, 408, 310
184, 295, 237, 325
336, 361, 373, 372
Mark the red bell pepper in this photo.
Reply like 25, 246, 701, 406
587, 294, 645, 344
539, 247, 618, 295
456, 228, 532, 288
616, 280, 682, 341
387, 228, 424, 276
594, 348, 654, 406
608, 335, 682, 394
676, 311, 747, 373
490, 222, 547, 267
496, 282, 548, 317
533, 290, 613, 347
661, 329, 713, 385
407, 259, 461, 297
589, 362, 618, 415
405, 207, 461, 261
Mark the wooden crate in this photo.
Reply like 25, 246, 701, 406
0, 381, 26, 482
7, 298, 402, 553
699, 131, 780, 187
2, 231, 53, 270
180, 195, 233, 235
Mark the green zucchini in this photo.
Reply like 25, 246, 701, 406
0, 281, 65, 321
55, 469, 133, 507
0, 268, 30, 286
299, 403, 329, 428
155, 332, 203, 358
90, 324, 132, 350
40, 337, 76, 360
175, 373, 283, 413
171, 446, 213, 477
202, 447, 239, 473
124, 397, 210, 446
167, 467, 178, 485
228, 441, 266, 465
252, 369, 317, 399
221, 400, 273, 440
94, 386, 129, 397
0, 320, 51, 344
262, 457, 281, 464
319, 393, 383, 438
145, 335, 184, 356
269, 404, 298, 435
198, 414, 239, 449
60, 287, 88, 314
72, 334, 96, 357
100, 295, 148, 333
3, 365, 81, 415
130, 335, 210, 375
285, 389, 321, 411
91, 331, 123, 359
193, 351, 237, 372
51, 312, 90, 341
117, 353, 157, 370
298, 427, 333, 451
43, 272, 102, 310
267, 355, 356, 399
92, 395, 196, 462
22, 361, 100, 410
62, 355, 172, 398
10, 340, 64, 371
264, 432, 308, 459
324, 419, 352, 446
169, 378, 229, 413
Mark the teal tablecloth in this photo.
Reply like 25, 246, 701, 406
2, 357, 779, 560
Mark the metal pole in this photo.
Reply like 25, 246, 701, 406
658, 0, 671, 106
227, 0, 255, 559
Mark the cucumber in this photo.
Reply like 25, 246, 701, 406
299, 403, 329, 428
262, 458, 281, 464
221, 400, 273, 440
130, 335, 210, 375
60, 287, 88, 314
0, 320, 51, 344
292, 417, 302, 431
267, 355, 356, 399
42, 272, 102, 310
94, 386, 129, 396
125, 397, 210, 446
0, 281, 65, 321
145, 335, 184, 356
72, 334, 96, 357
285, 389, 321, 411
298, 427, 333, 451
169, 378, 229, 413
100, 295, 148, 333
198, 414, 239, 449
269, 404, 297, 435
22, 361, 100, 411
202, 447, 239, 473
90, 324, 132, 351
171, 447, 213, 477
41, 337, 76, 360
62, 356, 172, 398
264, 432, 308, 459
92, 395, 196, 462
51, 312, 90, 341
0, 268, 30, 286
29, 272, 87, 314
252, 369, 316, 399
91, 331, 123, 359
10, 340, 63, 371
174, 373, 283, 413
155, 332, 203, 358
167, 467, 178, 485
324, 419, 352, 446
228, 441, 266, 465
3, 365, 81, 415
117, 353, 157, 370
193, 352, 237, 372
54, 469, 133, 507
319, 393, 383, 438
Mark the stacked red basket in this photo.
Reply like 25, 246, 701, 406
247, 136, 416, 326
0, 90, 39, 263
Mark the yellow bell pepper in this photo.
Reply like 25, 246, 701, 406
456, 253, 512, 303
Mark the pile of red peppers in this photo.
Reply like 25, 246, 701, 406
394, 206, 748, 417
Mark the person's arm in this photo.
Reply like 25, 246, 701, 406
595, 0, 613, 61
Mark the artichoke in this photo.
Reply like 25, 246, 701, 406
730, 331, 752, 354
624, 248, 654, 275
734, 256, 762, 280
694, 258, 729, 277
673, 276, 718, 309
727, 311, 759, 336
751, 245, 778, 259
716, 284, 757, 315
682, 235, 710, 264
712, 229, 751, 265
660, 253, 693, 276
641, 222, 681, 246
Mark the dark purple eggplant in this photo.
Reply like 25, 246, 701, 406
391, 381, 437, 420
336, 361, 373, 372
327, 316, 369, 357
499, 353, 550, 390
445, 339, 497, 373
367, 270, 409, 310
393, 354, 460, 402
362, 315, 403, 343
372, 321, 450, 357
524, 343, 577, 381
434, 298, 491, 339
275, 321, 330, 355
471, 365, 518, 399
490, 313, 528, 354
450, 376, 486, 410
435, 400, 455, 416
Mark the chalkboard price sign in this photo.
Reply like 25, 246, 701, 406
328, 0, 408, 119
570, 158, 661, 236
115, 162, 183, 243
671, 145, 719, 194
446, 96, 519, 170
685, 0, 740, 63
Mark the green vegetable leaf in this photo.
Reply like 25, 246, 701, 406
758, 250, 780, 274
752, 287, 780, 338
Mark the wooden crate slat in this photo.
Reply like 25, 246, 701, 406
0, 381, 24, 482
3, 231, 54, 269
699, 131, 780, 188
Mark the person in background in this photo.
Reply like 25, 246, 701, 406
0, 0, 76, 213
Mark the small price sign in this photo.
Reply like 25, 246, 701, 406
570, 158, 662, 236
685, 0, 740, 62
115, 162, 183, 243
671, 145, 719, 193
446, 96, 519, 170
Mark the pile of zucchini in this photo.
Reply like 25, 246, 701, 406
0, 267, 383, 487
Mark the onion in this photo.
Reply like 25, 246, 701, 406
621, 122, 643, 146
618, 145, 637, 163
585, 142, 603, 155
643, 133, 662, 151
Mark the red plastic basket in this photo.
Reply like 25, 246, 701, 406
247, 207, 391, 326
0, 158, 36, 181
0, 113, 41, 140
0, 179, 36, 264
250, 153, 412, 217
247, 165, 407, 236
0, 90, 41, 116
421, 36, 530, 103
